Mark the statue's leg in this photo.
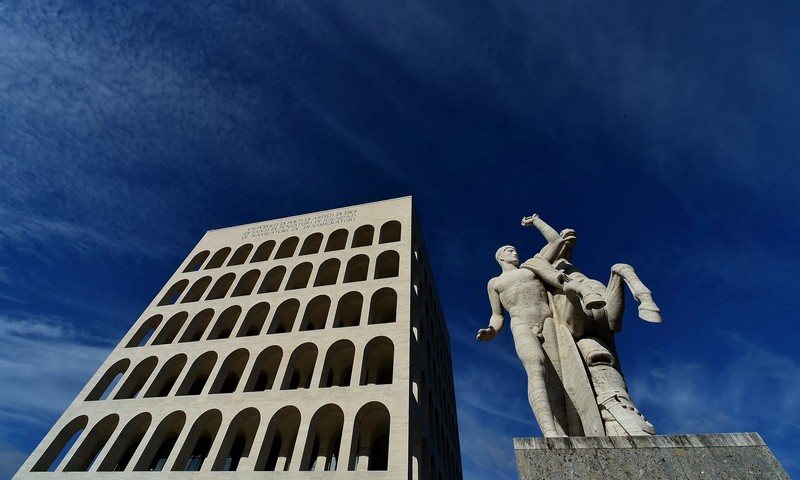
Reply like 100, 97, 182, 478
511, 323, 562, 437
610, 264, 662, 323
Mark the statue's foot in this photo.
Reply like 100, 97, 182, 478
601, 396, 656, 436
638, 304, 662, 323
582, 292, 606, 310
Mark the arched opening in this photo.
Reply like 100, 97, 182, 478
300, 295, 331, 331
349, 402, 390, 471
133, 411, 186, 471
179, 309, 214, 342
281, 343, 318, 390
206, 273, 236, 300
361, 337, 394, 385
258, 266, 286, 293
209, 349, 249, 394
343, 255, 369, 283
231, 269, 260, 297
375, 250, 400, 279
299, 232, 323, 255
319, 340, 355, 388
96, 412, 152, 471
236, 302, 270, 337
205, 247, 231, 269
286, 262, 312, 290
227, 244, 253, 266
173, 410, 223, 471
184, 250, 210, 272
181, 276, 212, 303
63, 414, 120, 471
207, 306, 241, 340
126, 315, 162, 347
351, 225, 374, 248
275, 237, 299, 259
251, 240, 275, 262
314, 258, 340, 286
86, 359, 130, 401
176, 352, 218, 396
301, 405, 344, 471
255, 406, 301, 471
333, 292, 363, 328
244, 346, 282, 392
368, 288, 397, 324
212, 408, 260, 471
151, 312, 188, 345
325, 229, 348, 252
114, 357, 158, 399
379, 221, 401, 243
268, 299, 300, 334
144, 354, 187, 398
158, 280, 188, 306
31, 416, 88, 472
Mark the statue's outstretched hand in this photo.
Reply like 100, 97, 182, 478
520, 213, 539, 227
476, 326, 497, 341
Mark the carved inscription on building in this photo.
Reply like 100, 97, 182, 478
241, 209, 358, 239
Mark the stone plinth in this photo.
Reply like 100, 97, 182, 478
514, 433, 789, 480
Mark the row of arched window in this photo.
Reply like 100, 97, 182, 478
32, 402, 391, 473
91, 337, 395, 401
130, 288, 397, 348
160, 250, 400, 306
183, 221, 402, 273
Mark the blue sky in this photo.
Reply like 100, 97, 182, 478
1, 0, 799, 478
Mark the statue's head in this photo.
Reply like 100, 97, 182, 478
496, 245, 519, 267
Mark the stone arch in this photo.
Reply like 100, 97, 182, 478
158, 280, 188, 306
351, 225, 374, 248
176, 352, 218, 396
227, 244, 253, 266
115, 357, 158, 399
179, 309, 214, 342
361, 337, 394, 385
258, 265, 286, 293
299, 232, 323, 255
126, 315, 162, 347
144, 354, 188, 398
251, 240, 276, 262
173, 410, 223, 471
375, 250, 400, 279
96, 412, 152, 471
275, 236, 299, 259
63, 414, 120, 471
237, 302, 270, 337
268, 298, 300, 334
31, 416, 88, 471
325, 229, 348, 252
244, 346, 283, 392
343, 254, 369, 283
151, 311, 188, 345
86, 359, 130, 401
183, 250, 210, 272
281, 343, 318, 390
206, 272, 236, 300
314, 258, 340, 286
300, 295, 331, 331
231, 269, 261, 297
212, 408, 261, 471
205, 247, 231, 269
286, 262, 313, 289
368, 288, 397, 324
181, 276, 212, 303
133, 411, 186, 471
301, 404, 344, 471
255, 406, 301, 471
209, 348, 250, 394
379, 220, 401, 243
349, 402, 390, 471
333, 292, 363, 328
207, 306, 241, 340
319, 340, 355, 388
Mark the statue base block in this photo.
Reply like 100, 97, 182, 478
514, 433, 789, 479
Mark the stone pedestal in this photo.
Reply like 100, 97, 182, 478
514, 433, 789, 480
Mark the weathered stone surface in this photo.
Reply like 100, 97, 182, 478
514, 433, 789, 480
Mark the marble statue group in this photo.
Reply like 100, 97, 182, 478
477, 214, 662, 437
